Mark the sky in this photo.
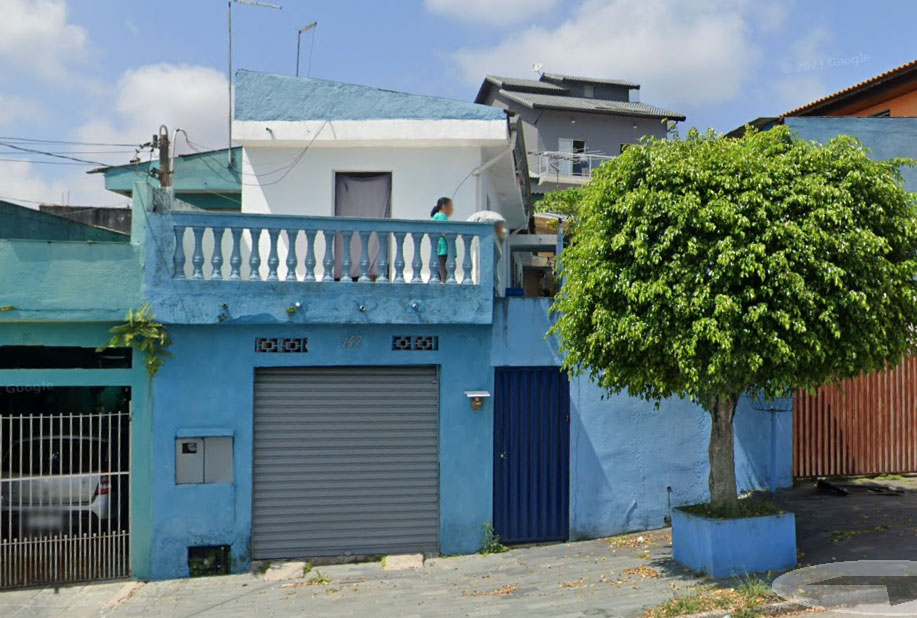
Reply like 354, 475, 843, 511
0, 0, 914, 208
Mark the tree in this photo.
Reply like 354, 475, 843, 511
550, 126, 917, 512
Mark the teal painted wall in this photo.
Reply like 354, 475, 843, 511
0, 187, 153, 578
0, 200, 128, 242
103, 148, 241, 211
0, 186, 146, 322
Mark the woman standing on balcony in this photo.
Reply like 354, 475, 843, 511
430, 197, 453, 281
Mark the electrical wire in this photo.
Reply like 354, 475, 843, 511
184, 120, 329, 187
0, 136, 141, 147
0, 150, 136, 155
0, 158, 98, 166
0, 141, 110, 166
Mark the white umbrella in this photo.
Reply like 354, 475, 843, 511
466, 210, 506, 224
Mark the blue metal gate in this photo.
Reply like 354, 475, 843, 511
493, 367, 570, 544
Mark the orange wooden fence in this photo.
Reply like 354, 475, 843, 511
794, 356, 917, 478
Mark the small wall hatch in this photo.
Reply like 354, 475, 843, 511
176, 437, 234, 484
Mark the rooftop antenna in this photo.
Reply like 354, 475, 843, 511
228, 0, 282, 168
296, 21, 318, 78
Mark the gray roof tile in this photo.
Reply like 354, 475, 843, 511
499, 90, 686, 120
484, 75, 568, 93
541, 73, 640, 88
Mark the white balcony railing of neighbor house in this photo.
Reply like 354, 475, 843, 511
167, 211, 492, 285
528, 150, 615, 179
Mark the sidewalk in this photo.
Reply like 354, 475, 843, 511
0, 530, 700, 618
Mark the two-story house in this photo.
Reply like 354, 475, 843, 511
475, 73, 685, 193
1, 70, 787, 586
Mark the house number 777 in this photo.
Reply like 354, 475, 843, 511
342, 335, 364, 349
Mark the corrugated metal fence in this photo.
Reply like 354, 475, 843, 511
794, 356, 917, 478
493, 367, 570, 544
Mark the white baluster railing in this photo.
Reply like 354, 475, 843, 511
166, 212, 493, 286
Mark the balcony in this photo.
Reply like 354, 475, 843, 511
143, 196, 496, 325
528, 150, 615, 186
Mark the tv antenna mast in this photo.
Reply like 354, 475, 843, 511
296, 21, 318, 77
227, 0, 282, 168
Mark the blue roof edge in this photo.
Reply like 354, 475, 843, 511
234, 69, 507, 122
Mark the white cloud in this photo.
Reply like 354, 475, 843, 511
425, 0, 559, 25
0, 0, 88, 80
0, 94, 40, 127
0, 160, 66, 206
773, 27, 833, 110
2, 63, 227, 208
450, 0, 764, 107
75, 63, 229, 154
0, 159, 126, 208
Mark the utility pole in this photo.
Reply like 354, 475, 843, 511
157, 125, 172, 190
296, 21, 317, 77
227, 0, 282, 169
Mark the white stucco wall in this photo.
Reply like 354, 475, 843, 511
241, 145, 487, 221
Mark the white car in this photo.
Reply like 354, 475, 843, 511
0, 436, 115, 534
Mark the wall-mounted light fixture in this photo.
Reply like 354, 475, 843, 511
464, 390, 491, 411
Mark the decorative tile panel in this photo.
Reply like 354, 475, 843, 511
392, 336, 439, 351
256, 337, 308, 353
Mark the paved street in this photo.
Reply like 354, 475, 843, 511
0, 530, 700, 618
5, 478, 917, 618
776, 476, 917, 566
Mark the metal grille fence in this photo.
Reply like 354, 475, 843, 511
794, 356, 917, 478
0, 411, 130, 588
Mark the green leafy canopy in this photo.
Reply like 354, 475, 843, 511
550, 126, 917, 408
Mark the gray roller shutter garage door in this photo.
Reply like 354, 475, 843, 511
252, 366, 440, 559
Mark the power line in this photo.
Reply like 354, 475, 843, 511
0, 136, 141, 147
0, 150, 136, 155
0, 141, 110, 166
0, 158, 98, 166
184, 121, 329, 184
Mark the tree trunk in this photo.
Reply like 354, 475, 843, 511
708, 395, 739, 512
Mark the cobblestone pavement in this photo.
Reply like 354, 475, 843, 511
0, 530, 703, 618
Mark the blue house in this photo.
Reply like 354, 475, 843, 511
0, 72, 790, 587
128, 72, 789, 580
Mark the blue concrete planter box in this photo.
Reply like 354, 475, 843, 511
672, 507, 796, 577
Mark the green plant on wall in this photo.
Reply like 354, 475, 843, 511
99, 304, 174, 377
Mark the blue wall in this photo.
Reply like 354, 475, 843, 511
492, 297, 793, 540
147, 322, 493, 579
786, 117, 917, 191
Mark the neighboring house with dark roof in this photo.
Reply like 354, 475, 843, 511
781, 58, 917, 118
728, 58, 917, 138
475, 73, 685, 192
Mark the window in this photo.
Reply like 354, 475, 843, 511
870, 109, 891, 118
583, 84, 595, 98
